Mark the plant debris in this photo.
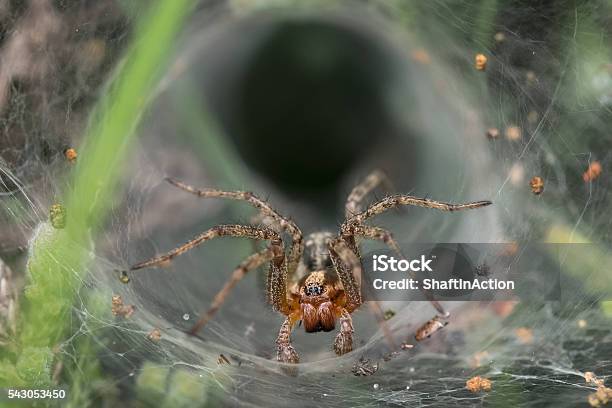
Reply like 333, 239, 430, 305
588, 386, 612, 407
147, 328, 162, 342
583, 161, 602, 183
49, 204, 67, 229
486, 128, 500, 139
466, 376, 492, 392
514, 327, 534, 344
530, 176, 545, 195
505, 126, 522, 141
63, 147, 77, 163
352, 357, 378, 376
415, 316, 448, 341
586, 372, 605, 387
383, 309, 396, 320
119, 270, 130, 284
111, 295, 135, 318
217, 354, 231, 365
475, 53, 488, 70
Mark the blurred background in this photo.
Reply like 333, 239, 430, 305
0, 0, 611, 407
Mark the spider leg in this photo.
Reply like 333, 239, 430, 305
329, 238, 396, 352
341, 195, 490, 315
276, 313, 300, 364
345, 169, 395, 218
128, 224, 290, 329
129, 224, 280, 271
165, 177, 304, 275
248, 212, 275, 254
349, 224, 447, 316
250, 212, 279, 231
350, 224, 403, 254
334, 224, 400, 347
333, 307, 354, 356
328, 238, 362, 312
343, 195, 492, 228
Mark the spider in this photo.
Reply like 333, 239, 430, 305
127, 170, 491, 364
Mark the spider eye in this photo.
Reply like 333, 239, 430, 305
304, 283, 324, 296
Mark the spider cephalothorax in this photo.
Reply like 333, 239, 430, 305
302, 271, 327, 297
127, 170, 491, 364
297, 271, 338, 332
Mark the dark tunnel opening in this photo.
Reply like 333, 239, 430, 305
211, 17, 406, 197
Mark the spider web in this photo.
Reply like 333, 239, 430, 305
1, 0, 611, 406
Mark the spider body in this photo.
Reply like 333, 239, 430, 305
293, 232, 340, 332
128, 170, 491, 364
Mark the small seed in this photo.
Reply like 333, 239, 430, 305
475, 53, 488, 71
505, 126, 522, 141
147, 328, 162, 342
63, 148, 77, 164
530, 176, 544, 195
486, 128, 499, 139
583, 161, 602, 183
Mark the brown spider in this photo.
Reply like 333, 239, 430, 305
127, 170, 491, 364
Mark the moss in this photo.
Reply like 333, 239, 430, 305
15, 347, 53, 387
136, 363, 170, 406
164, 369, 211, 408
